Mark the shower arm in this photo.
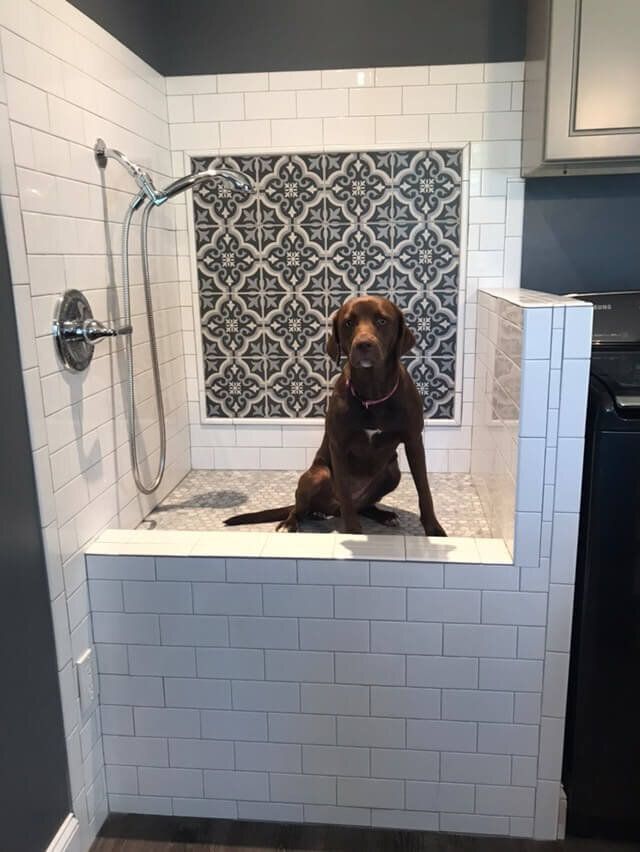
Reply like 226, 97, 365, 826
94, 137, 161, 205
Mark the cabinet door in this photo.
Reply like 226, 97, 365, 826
546, 0, 640, 162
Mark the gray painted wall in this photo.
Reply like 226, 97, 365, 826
69, 0, 526, 75
521, 174, 640, 295
0, 215, 71, 848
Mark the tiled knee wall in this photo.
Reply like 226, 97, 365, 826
91, 553, 553, 838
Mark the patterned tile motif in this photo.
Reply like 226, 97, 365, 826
192, 148, 462, 419
143, 470, 490, 538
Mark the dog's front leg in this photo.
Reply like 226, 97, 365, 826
405, 434, 446, 536
329, 439, 362, 534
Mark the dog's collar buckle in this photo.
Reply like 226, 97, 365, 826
346, 376, 400, 409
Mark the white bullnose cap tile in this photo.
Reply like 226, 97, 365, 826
87, 529, 513, 565
261, 532, 335, 560
85, 535, 200, 557
475, 538, 513, 564
333, 534, 406, 562
405, 536, 481, 564
480, 288, 593, 310
190, 532, 269, 557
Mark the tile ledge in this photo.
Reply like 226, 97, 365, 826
85, 529, 513, 565
479, 287, 592, 309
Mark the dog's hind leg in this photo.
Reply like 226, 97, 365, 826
276, 464, 337, 532
357, 458, 402, 528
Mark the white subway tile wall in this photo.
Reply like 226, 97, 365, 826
166, 62, 525, 473
0, 0, 190, 846
90, 551, 536, 831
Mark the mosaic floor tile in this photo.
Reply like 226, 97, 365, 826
142, 470, 490, 538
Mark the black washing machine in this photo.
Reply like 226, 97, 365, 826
563, 291, 640, 840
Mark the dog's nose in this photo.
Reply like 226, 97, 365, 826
354, 338, 374, 352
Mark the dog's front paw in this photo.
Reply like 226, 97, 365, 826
379, 509, 400, 527
423, 518, 447, 537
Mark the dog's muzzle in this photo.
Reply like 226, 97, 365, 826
350, 337, 381, 368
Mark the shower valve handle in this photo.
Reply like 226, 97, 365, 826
60, 318, 133, 345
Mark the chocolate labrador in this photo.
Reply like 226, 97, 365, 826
225, 295, 446, 536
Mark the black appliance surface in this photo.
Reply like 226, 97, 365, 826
563, 291, 640, 840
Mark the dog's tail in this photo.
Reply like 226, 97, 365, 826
224, 506, 294, 526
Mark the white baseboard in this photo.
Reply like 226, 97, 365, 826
557, 787, 568, 840
46, 814, 80, 852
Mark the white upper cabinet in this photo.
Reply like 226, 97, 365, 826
523, 0, 640, 176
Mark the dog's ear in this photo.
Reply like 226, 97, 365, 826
395, 307, 416, 357
327, 311, 341, 366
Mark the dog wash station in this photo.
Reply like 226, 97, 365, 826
86, 290, 591, 839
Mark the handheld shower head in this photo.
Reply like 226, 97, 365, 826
158, 168, 254, 203
94, 139, 253, 208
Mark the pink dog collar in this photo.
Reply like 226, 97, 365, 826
346, 376, 400, 410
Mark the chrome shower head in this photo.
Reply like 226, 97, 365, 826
158, 168, 254, 203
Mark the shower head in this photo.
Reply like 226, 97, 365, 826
94, 139, 253, 209
158, 168, 254, 203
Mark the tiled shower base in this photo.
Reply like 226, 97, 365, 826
141, 470, 490, 538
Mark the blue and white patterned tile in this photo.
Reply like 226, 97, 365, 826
201, 294, 263, 360
192, 147, 462, 419
325, 151, 392, 221
395, 222, 459, 290
205, 358, 268, 418
263, 226, 324, 289
266, 357, 329, 418
264, 293, 326, 358
395, 149, 462, 220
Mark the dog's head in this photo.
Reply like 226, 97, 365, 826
327, 296, 416, 369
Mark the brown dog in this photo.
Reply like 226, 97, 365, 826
225, 295, 446, 536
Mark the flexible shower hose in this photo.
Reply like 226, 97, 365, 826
121, 197, 167, 494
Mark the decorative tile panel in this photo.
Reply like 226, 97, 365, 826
192, 149, 462, 418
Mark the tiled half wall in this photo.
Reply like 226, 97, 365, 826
88, 288, 593, 841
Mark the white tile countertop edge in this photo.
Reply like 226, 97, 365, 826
480, 288, 593, 308
86, 528, 513, 565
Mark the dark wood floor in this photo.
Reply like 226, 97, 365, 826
93, 814, 640, 852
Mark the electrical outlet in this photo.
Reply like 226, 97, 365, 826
76, 648, 97, 715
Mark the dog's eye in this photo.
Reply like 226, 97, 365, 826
376, 317, 387, 326
344, 319, 354, 328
